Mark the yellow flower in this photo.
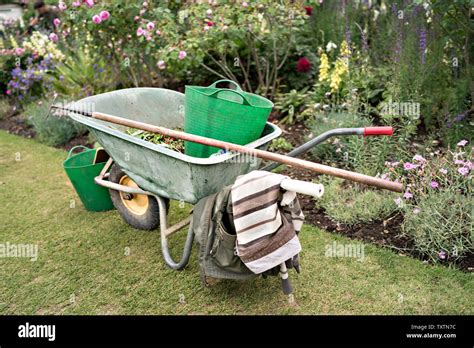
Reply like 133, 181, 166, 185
23, 32, 65, 62
330, 58, 348, 92
340, 40, 350, 57
10, 36, 18, 49
319, 52, 330, 82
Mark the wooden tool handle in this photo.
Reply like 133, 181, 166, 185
91, 111, 403, 193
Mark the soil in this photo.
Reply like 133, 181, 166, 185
0, 111, 36, 139
1, 110, 472, 271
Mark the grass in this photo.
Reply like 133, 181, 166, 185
0, 130, 473, 314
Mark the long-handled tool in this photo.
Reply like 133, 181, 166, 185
50, 105, 403, 192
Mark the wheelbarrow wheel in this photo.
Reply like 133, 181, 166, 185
108, 164, 169, 230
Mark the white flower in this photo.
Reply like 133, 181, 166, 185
326, 41, 337, 52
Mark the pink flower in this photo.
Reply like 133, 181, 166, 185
438, 251, 446, 260
72, 1, 81, 7
53, 18, 61, 27
178, 50, 187, 60
155, 30, 161, 36
92, 15, 102, 24
143, 2, 148, 7
140, 9, 146, 15
85, 0, 94, 8
439, 168, 448, 174
430, 181, 439, 189
100, 11, 110, 21
394, 197, 402, 206
458, 167, 469, 176
136, 27, 144, 36
146, 22, 154, 30
6, 90, 11, 95
454, 159, 464, 165
206, 9, 213, 16
403, 162, 418, 170
413, 154, 426, 162
413, 208, 421, 214
204, 25, 210, 31
14, 47, 25, 56
134, 16, 140, 21
58, 2, 67, 11
157, 60, 166, 70
403, 191, 413, 199
49, 33, 58, 42
457, 139, 468, 147
242, 2, 248, 7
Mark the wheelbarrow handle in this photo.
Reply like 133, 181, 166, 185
363, 127, 393, 136
263, 127, 393, 172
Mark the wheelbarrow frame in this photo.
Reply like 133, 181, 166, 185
94, 127, 370, 270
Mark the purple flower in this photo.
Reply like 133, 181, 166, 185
53, 18, 61, 27
404, 162, 419, 170
146, 22, 154, 30
157, 60, 166, 70
403, 191, 413, 199
178, 51, 187, 60
438, 251, 446, 260
58, 2, 67, 11
419, 29, 427, 65
457, 139, 468, 147
413, 154, 426, 162
430, 181, 439, 189
454, 160, 465, 165
49, 33, 58, 42
458, 167, 469, 176
136, 27, 144, 36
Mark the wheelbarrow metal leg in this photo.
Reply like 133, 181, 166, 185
155, 195, 194, 271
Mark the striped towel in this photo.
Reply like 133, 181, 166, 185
231, 170, 304, 274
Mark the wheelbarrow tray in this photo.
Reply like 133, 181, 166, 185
68, 88, 281, 204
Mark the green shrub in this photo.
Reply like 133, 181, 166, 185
274, 87, 310, 124
0, 98, 11, 120
402, 192, 472, 263
388, 141, 473, 263
315, 176, 397, 226
25, 101, 81, 147
269, 137, 293, 152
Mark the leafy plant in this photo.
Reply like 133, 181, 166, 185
0, 98, 11, 120
274, 87, 310, 124
25, 101, 81, 147
269, 137, 293, 152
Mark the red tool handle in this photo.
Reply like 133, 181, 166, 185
363, 127, 393, 136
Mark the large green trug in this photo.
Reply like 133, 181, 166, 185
184, 80, 274, 158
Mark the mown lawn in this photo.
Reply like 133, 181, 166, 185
0, 130, 473, 315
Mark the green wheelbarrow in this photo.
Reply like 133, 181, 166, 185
66, 88, 394, 279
